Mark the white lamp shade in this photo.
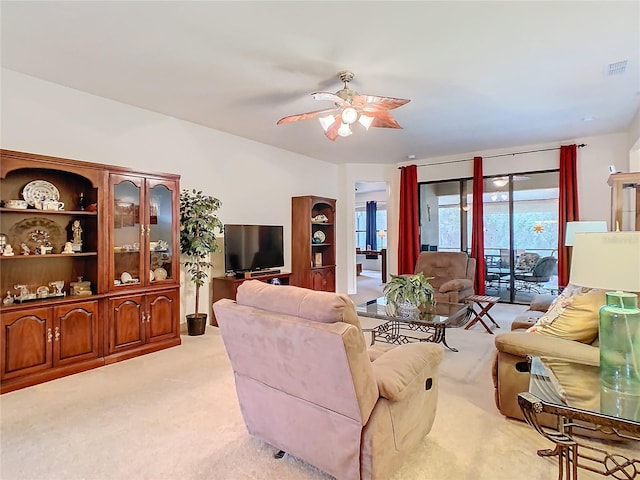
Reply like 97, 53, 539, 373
358, 115, 374, 130
337, 122, 352, 137
564, 221, 608, 246
569, 232, 640, 292
319, 115, 336, 132
341, 107, 358, 125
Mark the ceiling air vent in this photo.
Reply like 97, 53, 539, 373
606, 60, 628, 76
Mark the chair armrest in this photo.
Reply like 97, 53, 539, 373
371, 343, 444, 401
494, 332, 599, 366
439, 278, 473, 293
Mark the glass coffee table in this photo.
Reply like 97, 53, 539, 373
518, 356, 640, 479
355, 297, 471, 351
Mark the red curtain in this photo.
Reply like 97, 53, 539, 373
471, 156, 486, 295
398, 165, 420, 274
558, 144, 579, 286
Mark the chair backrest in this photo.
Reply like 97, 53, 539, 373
213, 280, 379, 423
516, 252, 540, 271
414, 251, 474, 289
532, 256, 558, 277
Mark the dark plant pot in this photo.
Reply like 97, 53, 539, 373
186, 313, 207, 336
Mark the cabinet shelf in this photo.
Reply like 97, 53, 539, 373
0, 293, 103, 312
0, 208, 97, 216
0, 252, 97, 260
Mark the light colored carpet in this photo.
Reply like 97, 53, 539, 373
0, 291, 633, 479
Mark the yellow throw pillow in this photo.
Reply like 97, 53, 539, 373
539, 357, 599, 411
529, 287, 605, 344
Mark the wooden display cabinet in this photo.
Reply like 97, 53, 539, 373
608, 172, 639, 231
0, 149, 181, 393
291, 196, 336, 291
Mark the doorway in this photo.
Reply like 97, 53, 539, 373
355, 181, 389, 289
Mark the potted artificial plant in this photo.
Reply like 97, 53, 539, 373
180, 188, 223, 336
383, 272, 436, 318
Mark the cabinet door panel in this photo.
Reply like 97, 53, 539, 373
54, 301, 99, 366
147, 290, 178, 342
310, 268, 335, 292
1, 308, 52, 380
109, 296, 145, 353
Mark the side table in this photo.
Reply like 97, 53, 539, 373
464, 295, 500, 334
519, 356, 640, 479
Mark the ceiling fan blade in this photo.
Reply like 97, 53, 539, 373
311, 91, 351, 108
276, 107, 338, 125
356, 95, 411, 110
367, 110, 403, 129
324, 118, 341, 141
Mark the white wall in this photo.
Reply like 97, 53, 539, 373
628, 107, 640, 171
1, 68, 342, 321
407, 133, 628, 226
4, 68, 635, 301
341, 133, 630, 287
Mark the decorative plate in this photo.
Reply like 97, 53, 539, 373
153, 267, 167, 281
22, 180, 60, 206
8, 217, 65, 253
120, 272, 133, 284
313, 230, 326, 243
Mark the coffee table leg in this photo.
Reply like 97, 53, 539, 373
440, 328, 458, 353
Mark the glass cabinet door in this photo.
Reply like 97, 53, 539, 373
148, 182, 175, 283
111, 176, 143, 288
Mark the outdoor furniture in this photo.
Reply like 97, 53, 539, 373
464, 295, 501, 334
514, 256, 558, 293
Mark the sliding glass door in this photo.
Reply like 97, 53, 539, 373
419, 170, 559, 304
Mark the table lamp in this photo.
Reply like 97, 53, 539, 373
564, 221, 607, 246
569, 231, 640, 419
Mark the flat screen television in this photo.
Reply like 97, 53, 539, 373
224, 224, 284, 274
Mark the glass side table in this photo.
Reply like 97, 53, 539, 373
518, 356, 640, 479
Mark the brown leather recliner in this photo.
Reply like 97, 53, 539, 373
414, 252, 476, 303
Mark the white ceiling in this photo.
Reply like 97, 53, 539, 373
2, 1, 639, 165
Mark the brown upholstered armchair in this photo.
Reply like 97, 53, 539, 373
214, 281, 444, 480
414, 251, 476, 303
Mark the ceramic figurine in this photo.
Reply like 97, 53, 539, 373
62, 242, 74, 254
20, 243, 30, 255
3, 291, 14, 305
3, 244, 14, 256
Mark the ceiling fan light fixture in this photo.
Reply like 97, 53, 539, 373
358, 114, 374, 130
337, 122, 352, 137
492, 176, 509, 187
319, 115, 336, 132
341, 107, 358, 125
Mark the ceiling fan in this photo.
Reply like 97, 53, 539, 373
276, 71, 411, 141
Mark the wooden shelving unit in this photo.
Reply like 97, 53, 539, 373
0, 149, 181, 393
291, 196, 336, 292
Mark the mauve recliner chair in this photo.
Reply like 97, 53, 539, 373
213, 280, 444, 480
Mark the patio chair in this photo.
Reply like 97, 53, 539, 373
513, 256, 557, 293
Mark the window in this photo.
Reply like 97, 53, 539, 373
355, 205, 387, 250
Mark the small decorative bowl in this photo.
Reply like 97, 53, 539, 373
5, 199, 28, 209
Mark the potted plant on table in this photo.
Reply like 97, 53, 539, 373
180, 189, 223, 336
383, 272, 436, 318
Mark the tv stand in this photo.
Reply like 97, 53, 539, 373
244, 269, 281, 279
210, 271, 292, 326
